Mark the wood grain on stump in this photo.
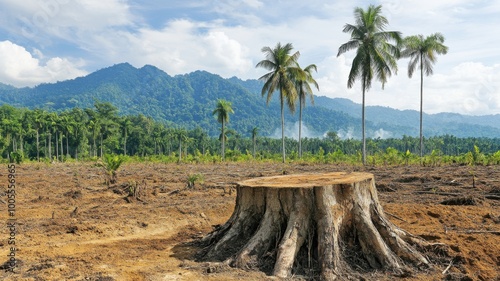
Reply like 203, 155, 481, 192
197, 172, 431, 280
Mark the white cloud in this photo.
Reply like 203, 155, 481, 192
0, 41, 87, 87
0, 0, 499, 116
86, 19, 253, 77
0, 0, 135, 43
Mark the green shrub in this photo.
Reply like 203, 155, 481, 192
99, 154, 126, 185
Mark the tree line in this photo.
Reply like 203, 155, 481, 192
1, 102, 500, 165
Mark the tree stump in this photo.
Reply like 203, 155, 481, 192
197, 172, 431, 280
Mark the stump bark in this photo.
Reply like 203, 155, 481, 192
198, 172, 430, 280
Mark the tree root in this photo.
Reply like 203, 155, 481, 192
197, 172, 438, 279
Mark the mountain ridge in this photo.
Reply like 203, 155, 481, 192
0, 63, 499, 138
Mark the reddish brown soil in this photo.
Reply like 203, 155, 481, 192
0, 162, 499, 280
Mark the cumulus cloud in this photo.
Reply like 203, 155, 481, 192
0, 0, 499, 117
0, 41, 87, 87
94, 19, 254, 77
424, 62, 500, 115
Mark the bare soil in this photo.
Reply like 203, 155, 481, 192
0, 162, 499, 281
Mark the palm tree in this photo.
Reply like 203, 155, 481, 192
401, 33, 448, 162
251, 127, 259, 159
295, 64, 319, 158
337, 4, 402, 165
212, 99, 234, 161
256, 42, 301, 163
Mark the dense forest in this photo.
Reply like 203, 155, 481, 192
1, 102, 500, 165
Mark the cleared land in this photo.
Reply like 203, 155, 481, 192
0, 162, 499, 280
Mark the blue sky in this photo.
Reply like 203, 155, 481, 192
0, 0, 499, 116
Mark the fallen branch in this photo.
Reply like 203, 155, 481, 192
442, 260, 453, 275
168, 189, 180, 196
485, 195, 500, 201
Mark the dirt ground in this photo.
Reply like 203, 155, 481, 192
0, 162, 498, 281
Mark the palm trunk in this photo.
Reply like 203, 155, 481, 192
299, 102, 303, 158
222, 120, 225, 161
93, 136, 96, 158
74, 128, 79, 160
178, 140, 182, 162
280, 92, 286, 163
60, 133, 63, 161
20, 135, 23, 154
100, 134, 103, 158
362, 82, 366, 165
252, 135, 256, 159
48, 132, 52, 160
55, 132, 59, 161
419, 55, 424, 165
36, 129, 40, 161
123, 129, 127, 156
66, 132, 70, 158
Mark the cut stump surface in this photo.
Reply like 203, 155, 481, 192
198, 172, 432, 280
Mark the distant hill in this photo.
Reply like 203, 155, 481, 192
314, 97, 500, 138
0, 62, 499, 138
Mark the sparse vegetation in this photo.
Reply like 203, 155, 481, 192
99, 154, 125, 185
186, 173, 204, 189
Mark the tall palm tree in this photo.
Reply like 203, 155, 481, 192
295, 64, 319, 158
401, 33, 448, 162
212, 99, 234, 161
337, 4, 402, 165
256, 42, 301, 163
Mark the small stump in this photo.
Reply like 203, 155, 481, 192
198, 172, 431, 280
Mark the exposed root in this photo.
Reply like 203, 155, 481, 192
197, 172, 438, 279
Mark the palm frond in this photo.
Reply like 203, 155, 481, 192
255, 59, 276, 70
337, 40, 359, 56
407, 56, 420, 78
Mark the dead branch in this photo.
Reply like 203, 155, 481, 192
168, 189, 180, 196
485, 195, 500, 201
442, 260, 453, 275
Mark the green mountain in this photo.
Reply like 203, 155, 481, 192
0, 62, 499, 138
